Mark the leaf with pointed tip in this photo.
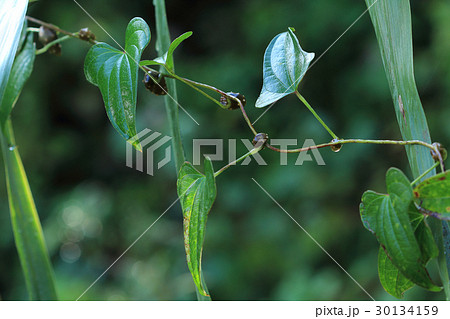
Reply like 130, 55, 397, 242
360, 168, 441, 293
1, 32, 35, 127
378, 246, 414, 299
84, 17, 150, 150
139, 60, 164, 67
177, 158, 216, 296
414, 170, 450, 218
153, 31, 192, 72
255, 27, 314, 108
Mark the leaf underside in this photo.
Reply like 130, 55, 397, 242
255, 27, 314, 108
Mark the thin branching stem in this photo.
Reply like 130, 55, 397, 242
35, 35, 72, 55
267, 138, 437, 153
26, 16, 97, 44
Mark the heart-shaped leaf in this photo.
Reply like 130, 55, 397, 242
84, 17, 150, 150
414, 170, 450, 218
177, 157, 216, 296
0, 32, 35, 127
360, 168, 440, 292
255, 27, 315, 108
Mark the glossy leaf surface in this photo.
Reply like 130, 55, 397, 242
84, 17, 150, 150
255, 27, 314, 108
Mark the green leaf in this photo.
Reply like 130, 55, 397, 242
416, 220, 439, 262
177, 158, 217, 296
139, 60, 164, 67
414, 170, 450, 218
154, 0, 186, 178
366, 0, 449, 298
378, 246, 414, 299
0, 0, 28, 112
153, 31, 192, 72
360, 168, 440, 292
255, 27, 314, 108
365, 0, 434, 180
84, 17, 150, 150
0, 32, 35, 127
0, 119, 57, 300
378, 211, 437, 299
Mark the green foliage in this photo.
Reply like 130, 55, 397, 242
0, 4, 57, 300
154, 0, 185, 174
255, 27, 314, 108
360, 168, 440, 294
0, 119, 58, 300
377, 247, 414, 299
153, 31, 193, 72
0, 0, 28, 102
364, 0, 434, 179
414, 171, 450, 218
1, 0, 448, 302
365, 0, 450, 299
84, 17, 151, 151
177, 158, 217, 297
0, 33, 35, 127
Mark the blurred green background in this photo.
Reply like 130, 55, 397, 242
1, 0, 449, 300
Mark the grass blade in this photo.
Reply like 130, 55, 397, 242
153, 0, 185, 175
365, 0, 449, 299
0, 119, 57, 300
154, 0, 211, 300
365, 0, 433, 178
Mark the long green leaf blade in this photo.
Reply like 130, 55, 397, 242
177, 158, 216, 297
84, 17, 150, 150
0, 119, 57, 300
365, 0, 450, 297
0, 32, 35, 126
154, 0, 185, 175
0, 0, 28, 102
365, 0, 433, 179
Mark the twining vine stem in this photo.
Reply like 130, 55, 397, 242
26, 16, 77, 37
35, 35, 71, 55
411, 161, 440, 186
295, 91, 338, 140
27, 16, 446, 170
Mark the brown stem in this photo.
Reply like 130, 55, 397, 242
26, 16, 76, 37
26, 16, 97, 44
